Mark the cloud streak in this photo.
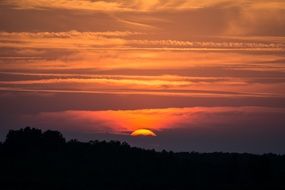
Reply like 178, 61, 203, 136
0, 31, 284, 50
0, 71, 284, 98
0, 0, 240, 11
1, 0, 285, 37
3, 0, 285, 12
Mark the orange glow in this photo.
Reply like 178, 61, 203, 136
22, 107, 285, 136
130, 129, 157, 137
0, 0, 285, 155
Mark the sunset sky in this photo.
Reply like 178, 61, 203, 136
0, 0, 285, 153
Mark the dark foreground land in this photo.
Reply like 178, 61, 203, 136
0, 127, 285, 190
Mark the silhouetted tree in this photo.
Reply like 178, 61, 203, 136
5, 127, 65, 150
5, 127, 42, 148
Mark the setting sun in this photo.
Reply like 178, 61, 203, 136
1, 0, 285, 188
130, 129, 157, 137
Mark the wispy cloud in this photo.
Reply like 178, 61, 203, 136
0, 31, 284, 50
0, 0, 237, 11
0, 0, 127, 11
1, 1, 285, 37
3, 0, 285, 12
0, 70, 284, 98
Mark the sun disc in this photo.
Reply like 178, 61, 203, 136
130, 129, 157, 137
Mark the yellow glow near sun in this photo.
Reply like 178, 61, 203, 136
130, 129, 157, 137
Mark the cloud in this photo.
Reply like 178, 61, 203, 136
0, 0, 126, 11
0, 31, 284, 51
1, 0, 285, 37
1, 69, 285, 98
0, 0, 239, 12
3, 0, 285, 12
0, 31, 131, 49
226, 4, 285, 36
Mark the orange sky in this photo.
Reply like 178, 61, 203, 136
0, 0, 285, 153
21, 107, 285, 134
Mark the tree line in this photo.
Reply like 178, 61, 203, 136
0, 127, 284, 190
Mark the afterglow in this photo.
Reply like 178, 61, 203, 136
0, 0, 285, 153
